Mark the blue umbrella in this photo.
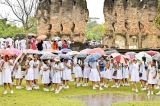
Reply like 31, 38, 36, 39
59, 54, 72, 60
85, 53, 102, 62
61, 49, 72, 53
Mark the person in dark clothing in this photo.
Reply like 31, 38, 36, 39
37, 39, 43, 51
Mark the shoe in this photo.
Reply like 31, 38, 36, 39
77, 83, 81, 87
156, 91, 160, 95
93, 86, 96, 90
100, 83, 104, 87
147, 91, 151, 96
111, 85, 116, 88
50, 88, 54, 91
95, 85, 99, 87
86, 83, 89, 86
99, 87, 103, 90
59, 86, 62, 91
3, 90, 7, 95
141, 88, 147, 91
43, 88, 49, 92
135, 89, 139, 93
155, 86, 160, 89
19, 86, 24, 89
126, 83, 130, 86
55, 90, 59, 94
74, 82, 76, 85
104, 84, 108, 88
26, 87, 32, 91
132, 88, 135, 91
82, 84, 87, 86
16, 86, 21, 89
151, 91, 154, 95
35, 86, 40, 90
64, 86, 69, 89
116, 85, 120, 88
10, 90, 14, 94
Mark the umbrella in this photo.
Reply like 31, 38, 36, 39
23, 49, 40, 54
80, 49, 91, 54
0, 49, 15, 56
125, 52, 137, 59
28, 33, 36, 37
106, 49, 118, 55
9, 48, 22, 55
59, 54, 72, 60
146, 51, 159, 56
85, 53, 102, 62
152, 53, 160, 61
75, 52, 87, 58
40, 54, 57, 60
111, 53, 121, 58
13, 53, 25, 68
43, 49, 61, 54
37, 35, 47, 40
88, 48, 106, 55
39, 51, 52, 55
114, 55, 126, 64
67, 51, 79, 56
52, 37, 61, 41
135, 52, 152, 62
61, 48, 72, 53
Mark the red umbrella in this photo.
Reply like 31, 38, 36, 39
0, 49, 15, 56
111, 53, 121, 58
146, 51, 159, 56
114, 55, 126, 64
88, 48, 106, 56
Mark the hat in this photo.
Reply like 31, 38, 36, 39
54, 56, 60, 62
27, 55, 33, 59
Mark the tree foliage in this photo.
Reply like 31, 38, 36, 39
85, 17, 105, 40
0, 18, 24, 37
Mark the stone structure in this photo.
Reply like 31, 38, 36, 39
103, 0, 160, 49
36, 0, 89, 42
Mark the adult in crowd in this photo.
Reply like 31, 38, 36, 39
52, 40, 58, 50
37, 39, 43, 51
62, 40, 68, 49
58, 40, 62, 50
30, 36, 37, 50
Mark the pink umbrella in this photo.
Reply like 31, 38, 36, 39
125, 52, 137, 59
88, 48, 106, 56
114, 55, 127, 64
9, 48, 22, 55
0, 49, 15, 56
146, 51, 159, 56
111, 53, 121, 58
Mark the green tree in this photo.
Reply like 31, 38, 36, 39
85, 17, 105, 40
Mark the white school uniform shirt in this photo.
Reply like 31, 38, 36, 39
42, 41, 47, 49
20, 39, 26, 50
46, 41, 52, 49
58, 41, 62, 47
15, 40, 20, 49
6, 38, 13, 46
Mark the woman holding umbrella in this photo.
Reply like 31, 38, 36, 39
1, 55, 14, 94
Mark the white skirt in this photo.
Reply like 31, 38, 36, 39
50, 70, 54, 80
74, 66, 82, 78
89, 68, 100, 82
100, 71, 106, 78
148, 72, 158, 84
122, 68, 129, 79
15, 69, 22, 79
0, 72, 3, 84
25, 69, 34, 80
33, 68, 39, 80
42, 70, 50, 84
62, 69, 71, 80
2, 69, 12, 83
105, 69, 112, 79
83, 68, 90, 78
52, 71, 61, 83
140, 70, 147, 81
131, 70, 139, 82
116, 70, 122, 79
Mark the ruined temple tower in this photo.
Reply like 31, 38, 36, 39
36, 0, 89, 42
103, 0, 160, 49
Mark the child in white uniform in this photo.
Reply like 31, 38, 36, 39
104, 60, 110, 88
52, 56, 64, 94
2, 55, 14, 94
82, 61, 91, 86
42, 59, 50, 91
147, 60, 158, 95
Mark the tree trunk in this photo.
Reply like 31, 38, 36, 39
25, 29, 29, 49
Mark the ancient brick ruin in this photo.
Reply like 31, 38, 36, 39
36, 0, 89, 42
36, 0, 160, 49
103, 0, 160, 49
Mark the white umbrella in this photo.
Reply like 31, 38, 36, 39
135, 52, 152, 62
